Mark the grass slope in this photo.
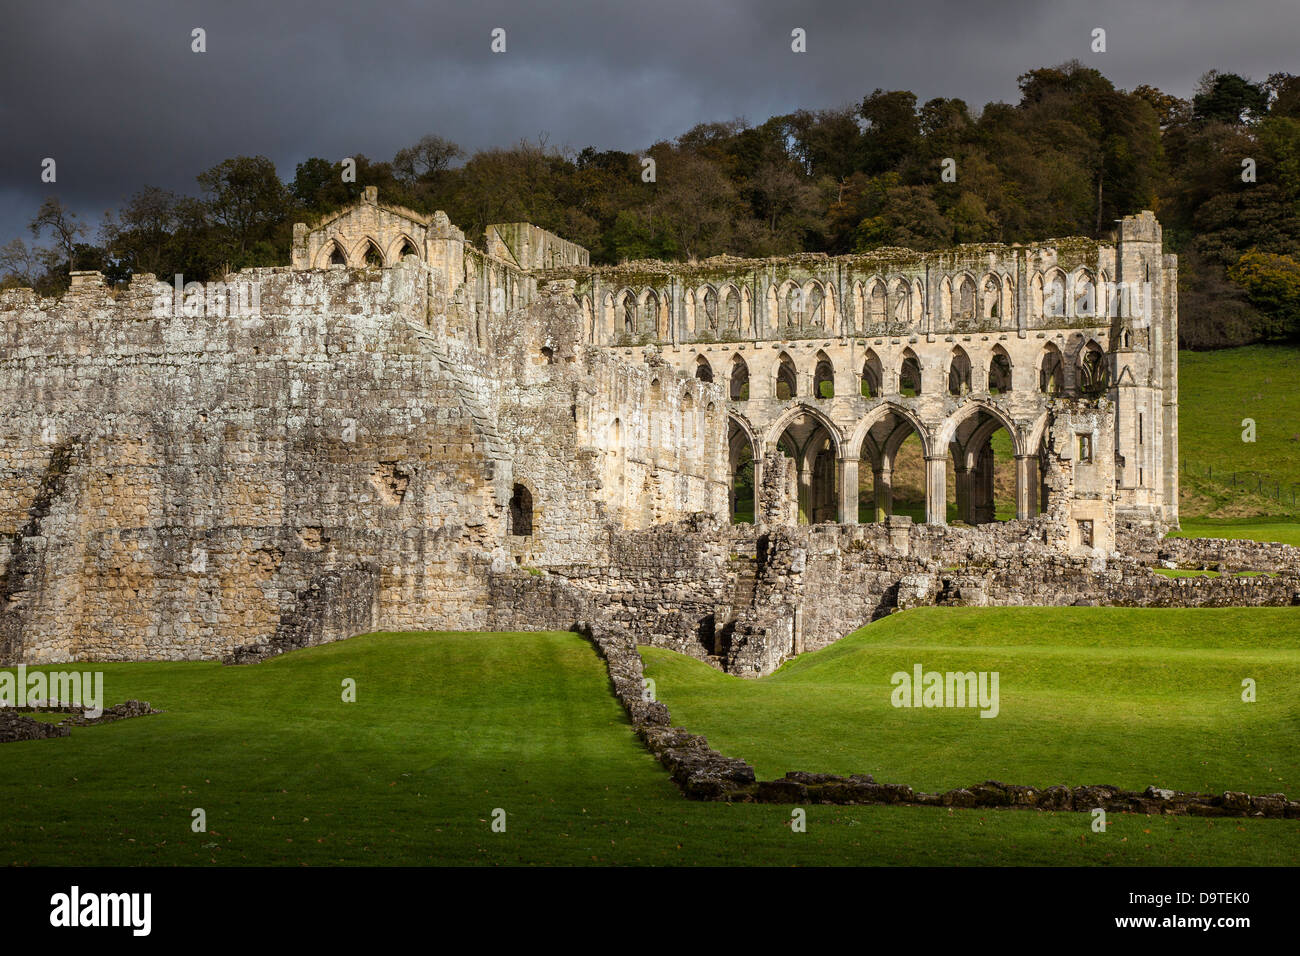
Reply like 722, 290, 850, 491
4, 628, 1298, 865
1178, 345, 1300, 523
643, 607, 1300, 797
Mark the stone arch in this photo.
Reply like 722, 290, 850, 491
684, 287, 697, 335
981, 273, 1001, 320
938, 401, 1022, 525
779, 279, 803, 328
1045, 267, 1068, 318
852, 280, 865, 332
936, 400, 1022, 458
824, 283, 839, 334
850, 401, 932, 462
700, 284, 720, 332
640, 288, 661, 337
729, 353, 750, 400
852, 401, 933, 524
354, 238, 385, 267
1038, 341, 1064, 394
741, 286, 753, 335
775, 351, 799, 400
947, 345, 972, 396
899, 347, 922, 396
861, 348, 883, 398
768, 404, 843, 525
956, 272, 977, 322
764, 402, 844, 458
868, 277, 888, 327
911, 279, 925, 325
721, 284, 742, 333
803, 280, 826, 329
1072, 268, 1096, 320
728, 412, 759, 523
937, 275, 952, 325
891, 277, 912, 326
1078, 338, 1110, 396
695, 354, 714, 383
813, 350, 835, 398
1029, 272, 1044, 323
988, 344, 1013, 394
318, 239, 348, 268
617, 289, 637, 334
389, 233, 422, 263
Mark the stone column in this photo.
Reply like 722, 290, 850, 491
1015, 454, 1038, 519
873, 467, 893, 523
925, 455, 948, 525
758, 450, 797, 526
837, 457, 859, 524
954, 464, 972, 524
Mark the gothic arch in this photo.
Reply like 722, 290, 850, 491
729, 352, 751, 401
1038, 341, 1065, 394
936, 399, 1022, 458
849, 401, 932, 461
353, 237, 385, 267
775, 350, 799, 400
764, 402, 844, 458
988, 344, 1013, 394
318, 239, 348, 268
388, 233, 422, 263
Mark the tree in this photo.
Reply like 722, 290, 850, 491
0, 238, 44, 287
1192, 71, 1270, 125
29, 197, 86, 275
1228, 249, 1300, 340
197, 155, 289, 265
393, 134, 463, 182
99, 186, 181, 278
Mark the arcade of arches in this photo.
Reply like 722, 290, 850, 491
727, 401, 1042, 527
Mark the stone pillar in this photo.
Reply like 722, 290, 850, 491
758, 450, 797, 526
925, 455, 948, 525
837, 457, 859, 525
1015, 454, 1038, 519
971, 442, 996, 524
954, 464, 972, 524
873, 467, 893, 523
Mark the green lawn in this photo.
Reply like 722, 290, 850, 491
1178, 345, 1300, 520
4, 628, 1297, 865
643, 607, 1300, 799
1172, 516, 1300, 547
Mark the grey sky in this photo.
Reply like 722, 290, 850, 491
1, 0, 1295, 246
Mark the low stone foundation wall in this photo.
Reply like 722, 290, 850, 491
581, 623, 1300, 818
0, 699, 160, 742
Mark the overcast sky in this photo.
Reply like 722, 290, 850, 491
1, 0, 1296, 246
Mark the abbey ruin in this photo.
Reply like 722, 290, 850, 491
2, 188, 1297, 675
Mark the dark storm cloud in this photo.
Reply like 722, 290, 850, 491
0, 0, 1295, 244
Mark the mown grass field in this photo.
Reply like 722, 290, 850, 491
4, 626, 1297, 866
1178, 345, 1300, 524
643, 606, 1300, 796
